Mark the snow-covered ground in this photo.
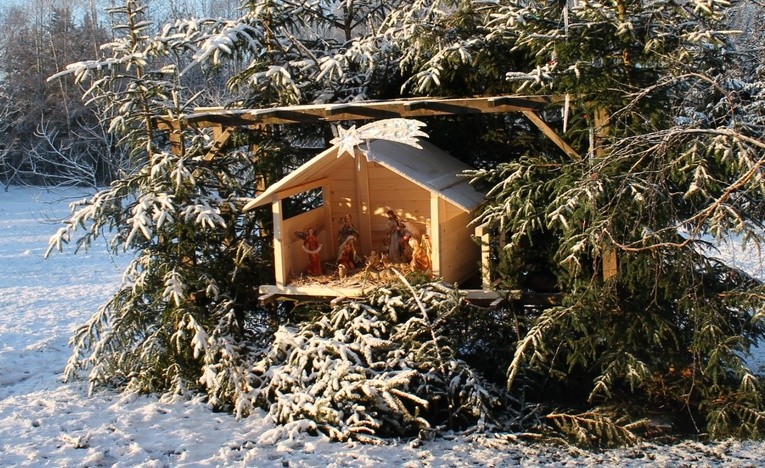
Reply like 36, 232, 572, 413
2, 186, 765, 467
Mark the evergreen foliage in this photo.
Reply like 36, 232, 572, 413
48, 0, 765, 446
48, 0, 275, 403
469, 0, 765, 440
250, 279, 514, 442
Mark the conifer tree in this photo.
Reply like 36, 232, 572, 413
468, 0, 765, 439
48, 0, 275, 405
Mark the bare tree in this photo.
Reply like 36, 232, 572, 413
19, 118, 131, 190
0, 91, 23, 191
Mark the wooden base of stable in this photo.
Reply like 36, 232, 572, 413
258, 284, 377, 303
258, 284, 563, 307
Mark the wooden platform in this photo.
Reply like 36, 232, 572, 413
258, 284, 562, 307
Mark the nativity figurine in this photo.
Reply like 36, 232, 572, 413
409, 234, 432, 274
337, 235, 358, 271
385, 210, 408, 262
296, 228, 323, 276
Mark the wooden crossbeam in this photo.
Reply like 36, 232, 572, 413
156, 95, 557, 131
158, 95, 582, 163
403, 101, 429, 111
324, 104, 350, 116
203, 126, 235, 162
522, 110, 581, 161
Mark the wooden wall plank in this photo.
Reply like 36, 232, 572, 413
430, 194, 443, 278
356, 157, 372, 252
281, 205, 329, 282
272, 197, 286, 286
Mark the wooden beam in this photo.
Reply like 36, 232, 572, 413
522, 110, 581, 161
488, 96, 551, 108
258, 292, 278, 305
475, 222, 492, 290
202, 126, 235, 162
324, 104, 350, 116
403, 101, 429, 111
258, 283, 375, 299
275, 177, 330, 201
156, 95, 558, 130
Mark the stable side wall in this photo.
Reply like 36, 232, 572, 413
437, 206, 479, 285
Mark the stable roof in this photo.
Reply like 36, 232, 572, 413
243, 139, 484, 212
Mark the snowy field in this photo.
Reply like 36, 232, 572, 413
2, 186, 765, 467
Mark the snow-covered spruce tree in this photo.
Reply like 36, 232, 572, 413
251, 278, 514, 442
464, 0, 765, 441
220, 0, 410, 106
47, 1, 277, 410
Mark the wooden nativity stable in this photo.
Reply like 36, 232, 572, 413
158, 95, 580, 304
243, 133, 487, 300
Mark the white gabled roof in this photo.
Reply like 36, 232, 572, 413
243, 139, 484, 212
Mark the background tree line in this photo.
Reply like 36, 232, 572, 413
0, 0, 240, 190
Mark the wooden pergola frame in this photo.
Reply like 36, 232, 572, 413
157, 95, 581, 162
156, 94, 577, 306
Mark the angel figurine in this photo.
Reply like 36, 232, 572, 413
296, 228, 323, 276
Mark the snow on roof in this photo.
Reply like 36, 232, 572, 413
243, 139, 485, 212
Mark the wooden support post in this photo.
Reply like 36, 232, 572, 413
430, 194, 443, 278
593, 106, 610, 158
272, 196, 287, 287
603, 249, 618, 281
475, 222, 492, 290
355, 151, 373, 253
169, 124, 184, 156
592, 106, 618, 280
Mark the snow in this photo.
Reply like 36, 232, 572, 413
2, 186, 765, 467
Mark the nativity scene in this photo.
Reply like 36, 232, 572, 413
243, 119, 487, 301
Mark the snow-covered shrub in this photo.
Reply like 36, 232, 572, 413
251, 280, 512, 442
